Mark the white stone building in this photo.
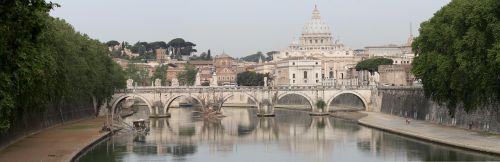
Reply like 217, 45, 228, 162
364, 33, 415, 65
275, 57, 323, 86
256, 5, 362, 86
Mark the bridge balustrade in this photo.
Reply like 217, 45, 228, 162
115, 84, 376, 94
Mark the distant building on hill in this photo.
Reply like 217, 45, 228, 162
190, 60, 213, 84
156, 48, 168, 63
214, 53, 237, 85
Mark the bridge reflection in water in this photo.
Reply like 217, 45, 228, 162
76, 107, 500, 162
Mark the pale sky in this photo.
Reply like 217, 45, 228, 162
49, 0, 451, 57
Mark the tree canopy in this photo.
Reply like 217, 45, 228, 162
240, 51, 277, 62
0, 1, 125, 132
152, 65, 168, 85
412, 0, 500, 113
168, 38, 197, 60
106, 40, 120, 47
236, 71, 270, 86
190, 51, 213, 60
124, 64, 149, 86
355, 58, 393, 73
177, 64, 197, 86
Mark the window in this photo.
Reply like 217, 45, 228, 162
292, 74, 295, 78
315, 73, 318, 78
292, 62, 295, 65
329, 71, 333, 78
293, 80, 295, 83
321, 39, 324, 43
315, 62, 318, 65
322, 74, 325, 79
316, 80, 319, 83
304, 71, 308, 79
315, 40, 318, 43
309, 40, 312, 44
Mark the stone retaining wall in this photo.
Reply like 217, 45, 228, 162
375, 87, 500, 134
0, 98, 95, 149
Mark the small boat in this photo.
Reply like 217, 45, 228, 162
132, 119, 150, 133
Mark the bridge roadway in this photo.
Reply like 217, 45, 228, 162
107, 85, 375, 117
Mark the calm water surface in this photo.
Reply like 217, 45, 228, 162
77, 107, 500, 162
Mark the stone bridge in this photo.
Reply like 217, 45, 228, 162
108, 85, 375, 117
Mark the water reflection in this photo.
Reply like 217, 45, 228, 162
77, 107, 500, 162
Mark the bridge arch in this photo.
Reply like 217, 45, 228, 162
326, 91, 368, 112
163, 94, 204, 114
221, 92, 259, 109
277, 92, 315, 111
111, 94, 153, 115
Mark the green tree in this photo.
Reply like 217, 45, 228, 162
240, 51, 266, 62
355, 58, 393, 74
0, 0, 125, 132
152, 65, 168, 85
240, 51, 276, 62
177, 64, 197, 86
316, 99, 326, 111
124, 64, 149, 86
106, 40, 120, 47
167, 38, 197, 60
412, 0, 500, 113
148, 41, 167, 50
190, 51, 213, 61
236, 71, 270, 86
207, 49, 212, 60
201, 82, 210, 86
0, 0, 58, 131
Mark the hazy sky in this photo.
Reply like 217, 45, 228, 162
49, 0, 450, 57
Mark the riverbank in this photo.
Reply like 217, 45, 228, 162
356, 112, 500, 155
330, 111, 367, 121
0, 117, 108, 162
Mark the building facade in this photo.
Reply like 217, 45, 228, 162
156, 48, 168, 63
190, 60, 213, 84
275, 57, 323, 86
255, 5, 361, 86
378, 64, 414, 86
214, 53, 237, 85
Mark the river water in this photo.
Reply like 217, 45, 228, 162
77, 107, 500, 162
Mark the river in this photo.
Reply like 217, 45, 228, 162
76, 106, 500, 162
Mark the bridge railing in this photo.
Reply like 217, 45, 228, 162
115, 85, 378, 93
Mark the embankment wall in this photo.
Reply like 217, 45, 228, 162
375, 87, 500, 133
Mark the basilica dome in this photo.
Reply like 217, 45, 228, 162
302, 6, 331, 35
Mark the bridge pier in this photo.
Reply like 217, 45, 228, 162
256, 91, 276, 117
309, 107, 330, 116
149, 106, 170, 118
256, 103, 275, 117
